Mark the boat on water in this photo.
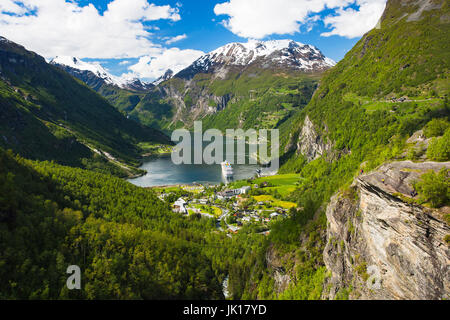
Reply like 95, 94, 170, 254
221, 161, 234, 178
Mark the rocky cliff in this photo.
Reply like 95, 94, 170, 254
296, 116, 334, 161
323, 160, 450, 300
285, 115, 350, 162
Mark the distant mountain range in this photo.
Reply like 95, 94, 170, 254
50, 56, 153, 92
49, 39, 335, 131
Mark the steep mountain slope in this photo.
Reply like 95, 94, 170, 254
0, 36, 170, 176
132, 40, 334, 130
50, 56, 152, 114
242, 0, 449, 300
281, 0, 449, 170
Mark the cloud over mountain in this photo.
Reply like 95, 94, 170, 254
214, 0, 386, 39
127, 47, 204, 80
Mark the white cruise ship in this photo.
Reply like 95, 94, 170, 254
221, 161, 233, 177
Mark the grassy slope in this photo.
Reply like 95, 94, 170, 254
130, 88, 175, 131
282, 0, 449, 172
96, 84, 146, 113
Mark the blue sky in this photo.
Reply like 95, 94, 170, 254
0, 0, 386, 80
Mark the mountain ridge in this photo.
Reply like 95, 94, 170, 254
175, 39, 335, 80
0, 36, 170, 176
50, 56, 153, 92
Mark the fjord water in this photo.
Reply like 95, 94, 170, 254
128, 140, 272, 187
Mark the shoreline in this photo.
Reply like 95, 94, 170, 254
145, 183, 215, 189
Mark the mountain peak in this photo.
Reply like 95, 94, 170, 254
153, 69, 174, 85
175, 39, 335, 79
50, 55, 119, 84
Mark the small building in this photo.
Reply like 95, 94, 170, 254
217, 189, 241, 200
270, 212, 280, 219
199, 198, 208, 205
173, 198, 187, 214
240, 186, 251, 194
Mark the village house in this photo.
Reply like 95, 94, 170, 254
216, 188, 241, 200
173, 198, 188, 214
270, 212, 281, 219
240, 186, 251, 194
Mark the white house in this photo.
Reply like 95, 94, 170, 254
240, 186, 251, 194
173, 198, 187, 214
270, 212, 280, 219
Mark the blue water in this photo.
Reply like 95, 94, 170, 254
127, 141, 272, 187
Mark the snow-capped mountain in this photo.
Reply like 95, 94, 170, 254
50, 56, 151, 91
152, 69, 174, 86
176, 39, 335, 79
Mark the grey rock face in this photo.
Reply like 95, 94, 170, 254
323, 161, 450, 300
297, 116, 334, 161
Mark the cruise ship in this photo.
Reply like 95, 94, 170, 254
221, 161, 234, 178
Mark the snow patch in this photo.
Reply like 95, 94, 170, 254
50, 56, 145, 89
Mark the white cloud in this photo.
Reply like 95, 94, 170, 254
119, 60, 131, 65
214, 0, 386, 39
321, 1, 386, 38
127, 48, 204, 80
0, 0, 180, 59
0, 0, 30, 15
164, 34, 187, 45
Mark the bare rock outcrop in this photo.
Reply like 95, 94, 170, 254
297, 116, 334, 161
296, 116, 350, 162
323, 161, 450, 300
